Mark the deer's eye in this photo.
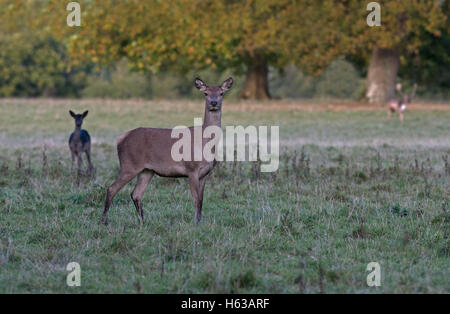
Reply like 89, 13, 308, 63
204, 93, 208, 96
220, 93, 224, 96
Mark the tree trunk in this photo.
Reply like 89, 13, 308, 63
239, 56, 271, 100
366, 48, 400, 104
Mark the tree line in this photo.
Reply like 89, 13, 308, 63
0, 0, 448, 102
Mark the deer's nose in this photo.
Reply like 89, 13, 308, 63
211, 101, 218, 106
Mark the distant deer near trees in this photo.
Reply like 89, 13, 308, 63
388, 83, 417, 122
69, 110, 94, 177
102, 77, 233, 225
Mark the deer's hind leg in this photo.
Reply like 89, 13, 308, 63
131, 170, 154, 223
85, 146, 94, 174
77, 152, 83, 174
102, 169, 140, 225
196, 176, 207, 222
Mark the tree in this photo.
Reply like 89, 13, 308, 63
8, 1, 446, 101
0, 2, 88, 97
0, 34, 88, 97
342, 0, 448, 104
401, 11, 450, 97
25, 0, 347, 100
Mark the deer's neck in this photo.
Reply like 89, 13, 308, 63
73, 126, 82, 140
203, 107, 222, 129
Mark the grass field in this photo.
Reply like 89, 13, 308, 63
0, 98, 449, 293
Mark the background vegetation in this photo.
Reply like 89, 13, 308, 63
0, 0, 448, 100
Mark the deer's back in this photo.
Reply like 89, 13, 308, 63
388, 99, 400, 111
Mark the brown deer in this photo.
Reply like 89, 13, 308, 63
102, 77, 233, 225
69, 110, 94, 176
388, 83, 417, 122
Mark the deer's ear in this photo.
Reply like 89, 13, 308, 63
69, 110, 76, 118
221, 77, 233, 92
82, 111, 89, 118
194, 77, 207, 92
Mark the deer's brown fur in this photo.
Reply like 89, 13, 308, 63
388, 83, 417, 122
102, 77, 233, 225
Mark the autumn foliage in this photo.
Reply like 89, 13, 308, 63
0, 0, 448, 100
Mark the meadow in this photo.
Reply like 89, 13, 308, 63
0, 98, 449, 293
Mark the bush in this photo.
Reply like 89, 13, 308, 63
81, 59, 152, 99
269, 65, 315, 98
0, 34, 88, 97
82, 61, 244, 100
315, 60, 365, 99
270, 60, 365, 100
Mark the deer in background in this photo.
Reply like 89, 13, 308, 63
388, 83, 417, 122
102, 77, 233, 225
69, 110, 94, 177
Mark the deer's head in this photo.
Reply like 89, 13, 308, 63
70, 110, 88, 128
397, 83, 418, 107
195, 77, 233, 112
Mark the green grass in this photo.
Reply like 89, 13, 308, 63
0, 99, 449, 293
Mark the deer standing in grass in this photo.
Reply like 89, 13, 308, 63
69, 110, 94, 176
102, 77, 233, 225
388, 83, 417, 122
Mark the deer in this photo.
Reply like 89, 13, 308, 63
69, 110, 94, 177
101, 77, 234, 225
388, 83, 417, 122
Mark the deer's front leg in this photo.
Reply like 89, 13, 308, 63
75, 153, 83, 186
197, 176, 207, 222
77, 153, 83, 174
189, 175, 202, 222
